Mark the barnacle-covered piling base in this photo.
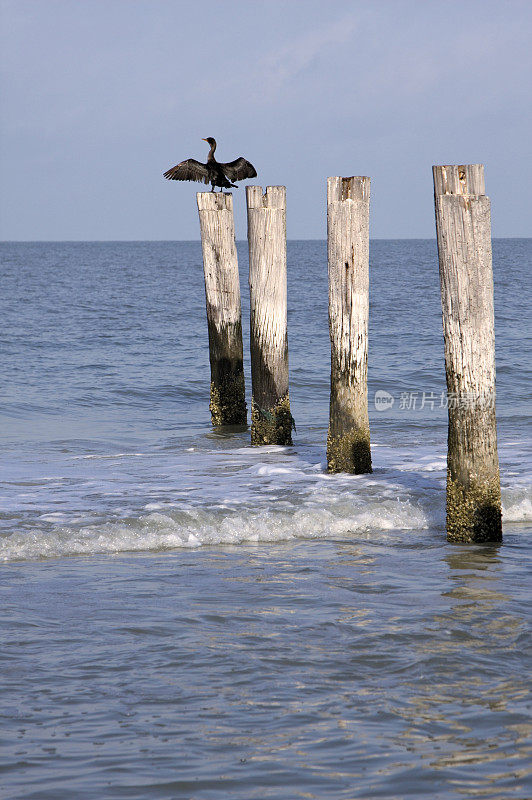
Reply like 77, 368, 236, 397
209, 373, 246, 427
251, 393, 293, 446
326, 426, 372, 474
446, 472, 502, 543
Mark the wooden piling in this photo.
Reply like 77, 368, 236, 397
246, 185, 292, 446
327, 176, 372, 474
433, 164, 502, 542
196, 192, 246, 426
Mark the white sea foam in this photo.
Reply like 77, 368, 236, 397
0, 496, 430, 562
501, 488, 532, 523
1, 440, 530, 563
70, 453, 148, 460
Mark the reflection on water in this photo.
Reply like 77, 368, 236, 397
1, 536, 531, 799
386, 546, 531, 797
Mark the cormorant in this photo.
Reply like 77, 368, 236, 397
163, 137, 257, 192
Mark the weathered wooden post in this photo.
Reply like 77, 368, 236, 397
327, 176, 372, 474
246, 185, 292, 445
196, 192, 246, 426
433, 164, 502, 542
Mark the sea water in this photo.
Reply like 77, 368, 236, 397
1, 240, 531, 799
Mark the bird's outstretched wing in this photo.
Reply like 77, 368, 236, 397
221, 157, 257, 183
163, 159, 209, 184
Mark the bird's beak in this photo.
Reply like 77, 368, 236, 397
201, 138, 208, 142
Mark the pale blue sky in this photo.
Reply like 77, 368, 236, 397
1, 0, 530, 240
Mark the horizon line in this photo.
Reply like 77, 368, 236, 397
1, 236, 530, 244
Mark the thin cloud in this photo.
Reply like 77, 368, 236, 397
257, 13, 359, 98
195, 11, 360, 107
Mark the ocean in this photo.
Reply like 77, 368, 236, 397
1, 239, 531, 799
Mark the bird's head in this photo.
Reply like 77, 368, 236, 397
202, 137, 216, 147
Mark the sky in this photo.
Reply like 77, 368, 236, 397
0, 0, 531, 240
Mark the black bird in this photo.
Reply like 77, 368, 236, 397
163, 137, 257, 192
